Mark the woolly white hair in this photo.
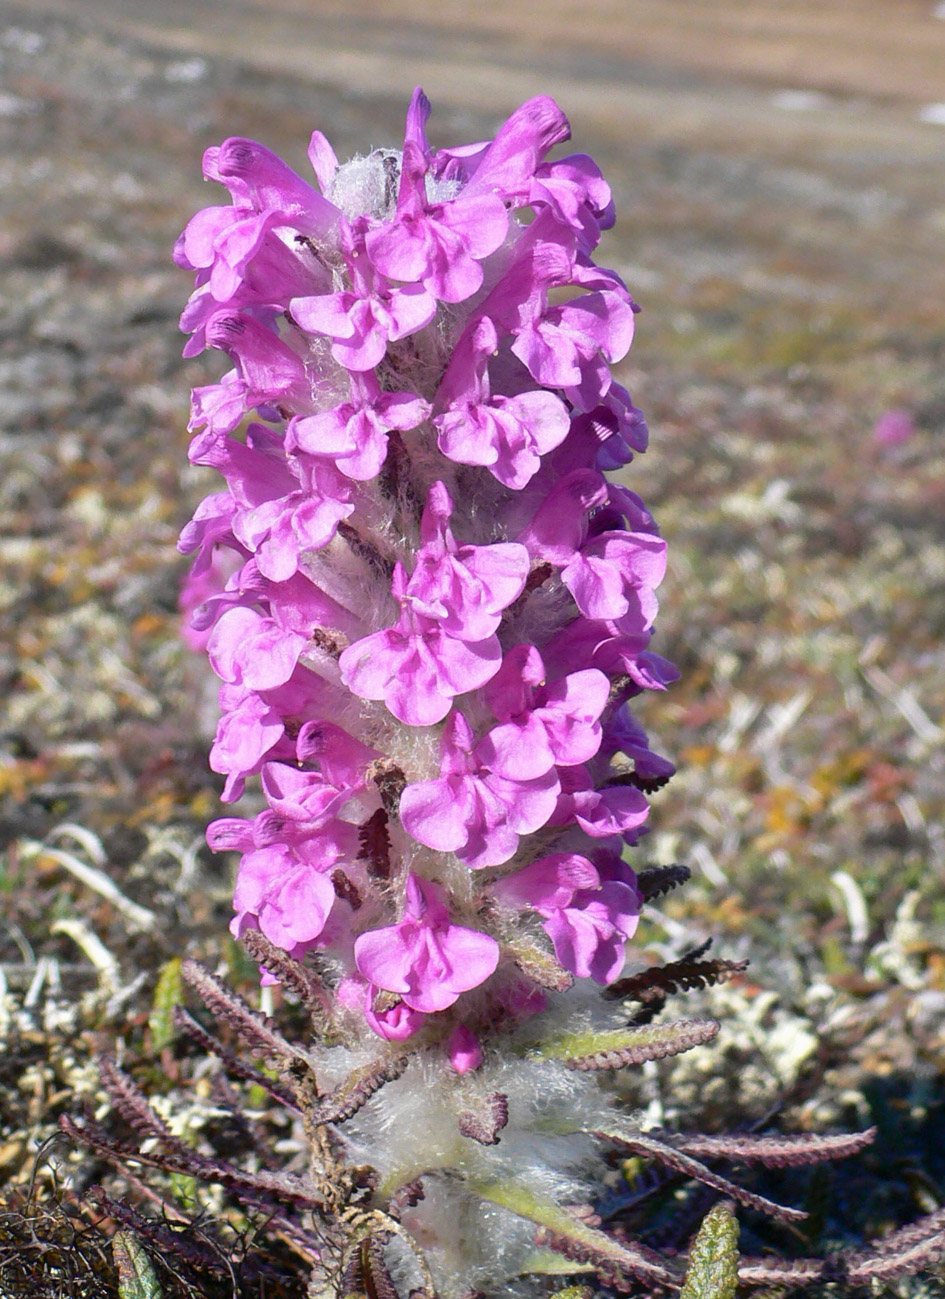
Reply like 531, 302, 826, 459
337, 984, 637, 1296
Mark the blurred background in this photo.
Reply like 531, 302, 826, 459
2, 0, 945, 1283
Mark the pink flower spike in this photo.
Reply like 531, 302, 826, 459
354, 874, 500, 1013
177, 91, 677, 1035
448, 1025, 483, 1074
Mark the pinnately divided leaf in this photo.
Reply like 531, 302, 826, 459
669, 1127, 877, 1168
590, 1125, 808, 1224
604, 946, 748, 1005
313, 1052, 410, 1125
533, 1019, 720, 1069
181, 958, 309, 1067
635, 864, 692, 901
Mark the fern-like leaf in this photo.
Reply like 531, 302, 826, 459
365, 1235, 401, 1299
314, 1053, 409, 1125
635, 864, 692, 901
591, 1126, 808, 1224
605, 947, 748, 1005
679, 1202, 739, 1299
182, 958, 308, 1067
63, 1111, 325, 1210
668, 1127, 876, 1168
849, 1203, 945, 1281
172, 1006, 301, 1112
535, 1019, 720, 1070
239, 928, 337, 1029
736, 1257, 834, 1286
97, 1056, 176, 1143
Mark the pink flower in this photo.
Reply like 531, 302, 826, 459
289, 371, 429, 481
477, 644, 610, 780
337, 976, 428, 1042
518, 469, 666, 626
873, 408, 916, 447
364, 140, 509, 303
493, 852, 641, 984
354, 874, 500, 1013
432, 316, 571, 489
447, 1025, 484, 1074
550, 764, 650, 843
404, 482, 530, 641
230, 842, 338, 950
400, 711, 559, 868
290, 220, 436, 371
339, 564, 502, 726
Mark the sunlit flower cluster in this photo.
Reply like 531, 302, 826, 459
177, 89, 676, 1063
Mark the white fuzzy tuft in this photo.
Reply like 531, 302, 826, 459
337, 1022, 635, 1295
328, 150, 400, 221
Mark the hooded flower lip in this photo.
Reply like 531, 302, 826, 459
179, 88, 676, 1038
354, 874, 500, 1013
